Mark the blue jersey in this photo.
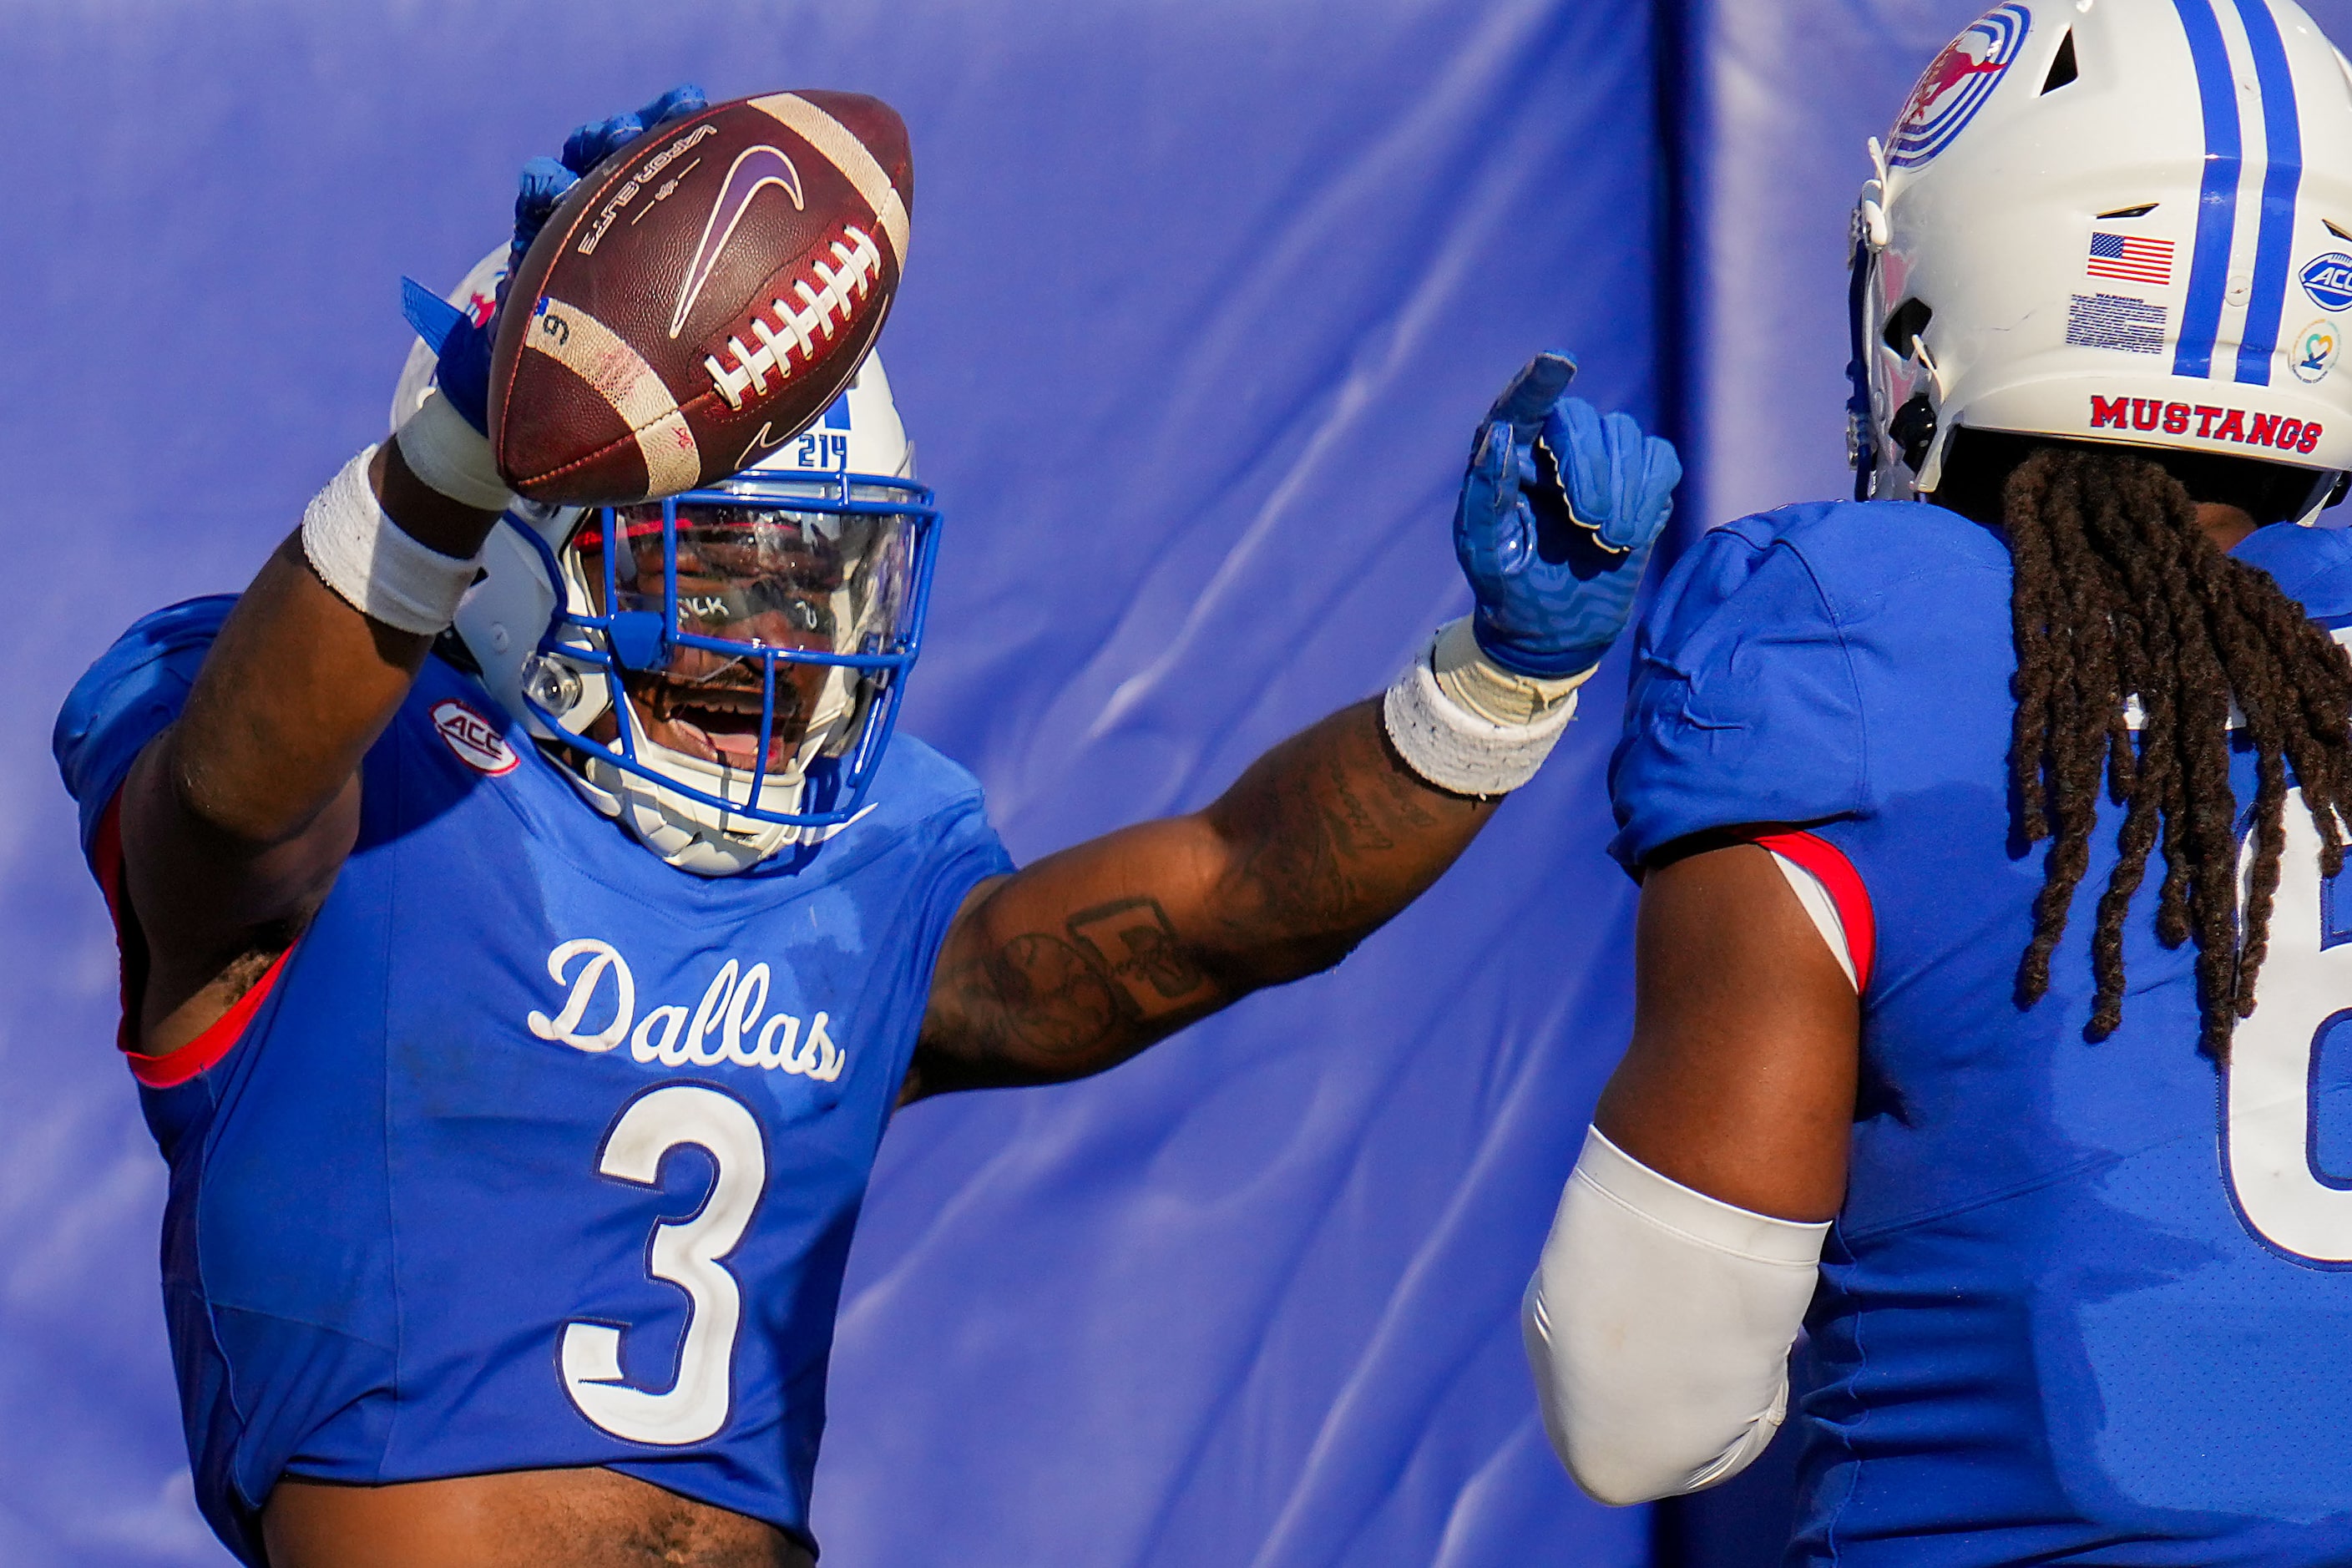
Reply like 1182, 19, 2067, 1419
1612, 502, 2352, 1563
53, 597, 1012, 1565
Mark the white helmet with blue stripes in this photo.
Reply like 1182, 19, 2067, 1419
1852, 0, 2352, 515
395, 249, 939, 878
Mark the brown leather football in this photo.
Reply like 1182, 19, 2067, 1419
488, 90, 912, 505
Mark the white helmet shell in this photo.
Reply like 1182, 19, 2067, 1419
1854, 0, 2352, 504
395, 249, 928, 878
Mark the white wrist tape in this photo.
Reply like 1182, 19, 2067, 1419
393, 389, 516, 513
300, 445, 483, 635
1382, 618, 1590, 796
1522, 1127, 1828, 1506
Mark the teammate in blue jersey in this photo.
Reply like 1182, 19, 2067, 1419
1522, 0, 2352, 1559
53, 90, 1678, 1567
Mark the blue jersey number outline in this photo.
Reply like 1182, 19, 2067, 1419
2223, 792, 2352, 1265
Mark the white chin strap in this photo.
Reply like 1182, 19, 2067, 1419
582, 746, 805, 878
555, 665, 862, 878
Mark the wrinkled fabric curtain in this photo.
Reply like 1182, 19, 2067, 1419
15, 1, 2248, 1562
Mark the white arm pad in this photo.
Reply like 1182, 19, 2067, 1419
1522, 1126, 1828, 1506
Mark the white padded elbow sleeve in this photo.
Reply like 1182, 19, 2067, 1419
1521, 1127, 1828, 1506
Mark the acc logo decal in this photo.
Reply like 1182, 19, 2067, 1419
432, 699, 519, 776
1888, 4, 2030, 169
2302, 254, 2352, 313
2089, 395, 2324, 453
2295, 320, 2340, 383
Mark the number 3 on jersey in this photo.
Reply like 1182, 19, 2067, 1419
561, 1084, 766, 1444
2224, 792, 2352, 1263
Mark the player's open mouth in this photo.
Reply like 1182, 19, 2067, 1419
630, 680, 799, 772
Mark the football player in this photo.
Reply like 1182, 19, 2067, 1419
1522, 0, 2352, 1555
53, 91, 1679, 1567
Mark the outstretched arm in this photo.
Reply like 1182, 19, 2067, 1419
908, 701, 1490, 1095
907, 352, 1682, 1098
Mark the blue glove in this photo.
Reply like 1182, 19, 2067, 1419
1454, 352, 1682, 678
402, 84, 709, 432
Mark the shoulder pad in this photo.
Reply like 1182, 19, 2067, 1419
53, 597, 235, 856
1610, 502, 1990, 869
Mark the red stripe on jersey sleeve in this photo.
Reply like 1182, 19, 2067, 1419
127, 944, 291, 1090
93, 789, 293, 1090
1754, 829, 1876, 992
89, 793, 133, 1055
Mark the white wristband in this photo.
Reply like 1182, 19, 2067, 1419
393, 389, 516, 512
300, 445, 483, 635
1381, 618, 1590, 796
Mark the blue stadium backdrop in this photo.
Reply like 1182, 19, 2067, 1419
23, 1, 2352, 1563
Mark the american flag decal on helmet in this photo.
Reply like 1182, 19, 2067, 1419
2087, 231, 2177, 286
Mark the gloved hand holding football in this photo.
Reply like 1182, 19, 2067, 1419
402, 85, 711, 436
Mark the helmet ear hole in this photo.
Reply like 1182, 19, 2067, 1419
2041, 30, 2078, 94
1883, 298, 1934, 359
1891, 392, 1939, 472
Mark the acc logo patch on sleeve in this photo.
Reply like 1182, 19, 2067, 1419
432, 699, 520, 776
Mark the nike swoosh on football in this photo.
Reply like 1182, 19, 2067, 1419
668, 144, 807, 340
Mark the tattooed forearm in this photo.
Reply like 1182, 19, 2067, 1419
910, 700, 1499, 1096
916, 895, 1217, 1094
974, 930, 1120, 1056
1068, 898, 1217, 1019
1205, 705, 1488, 969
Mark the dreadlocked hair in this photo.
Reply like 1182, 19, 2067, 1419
1996, 441, 2352, 1057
